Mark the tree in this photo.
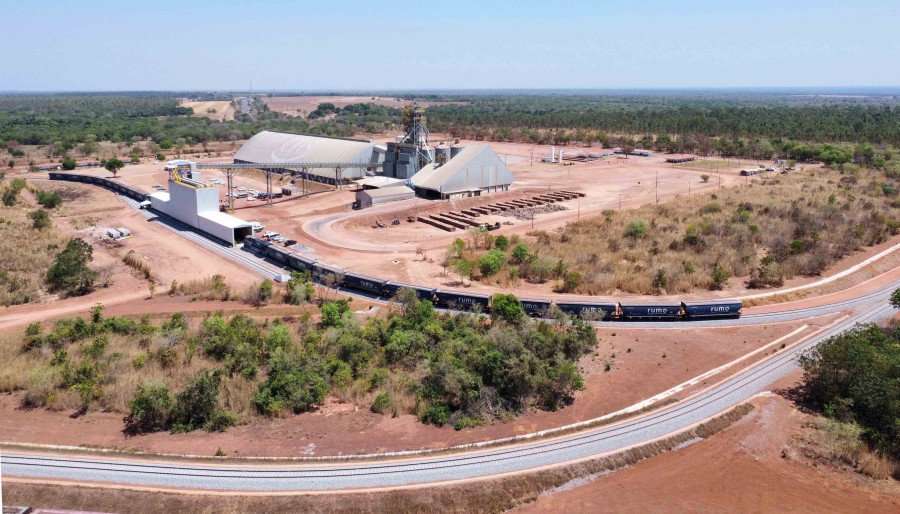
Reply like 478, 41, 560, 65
477, 249, 506, 276
700, 174, 710, 183
452, 259, 474, 284
491, 293, 524, 323
799, 324, 900, 458
61, 156, 77, 170
103, 158, 125, 178
29, 209, 51, 229
46, 238, 98, 296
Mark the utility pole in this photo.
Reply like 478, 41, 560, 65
577, 196, 581, 219
655, 169, 659, 204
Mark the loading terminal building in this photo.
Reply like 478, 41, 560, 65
150, 162, 252, 246
234, 131, 514, 207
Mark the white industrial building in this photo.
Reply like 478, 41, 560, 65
355, 186, 416, 209
150, 162, 252, 246
411, 144, 514, 199
233, 131, 382, 184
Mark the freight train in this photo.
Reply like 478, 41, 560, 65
244, 236, 742, 321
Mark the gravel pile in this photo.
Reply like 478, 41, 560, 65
500, 203, 568, 220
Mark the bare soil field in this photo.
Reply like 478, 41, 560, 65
179, 99, 235, 122
261, 96, 466, 118
514, 394, 900, 513
0, 315, 835, 457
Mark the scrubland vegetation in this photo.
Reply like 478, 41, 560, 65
3, 290, 596, 434
504, 165, 899, 294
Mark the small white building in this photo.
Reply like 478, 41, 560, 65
355, 186, 415, 209
150, 170, 252, 246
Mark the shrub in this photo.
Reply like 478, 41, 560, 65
653, 269, 668, 291
700, 174, 710, 183
421, 403, 451, 426
710, 264, 729, 290
494, 235, 509, 251
454, 416, 485, 430
625, 219, 648, 238
253, 353, 327, 415
453, 258, 474, 281
205, 410, 238, 432
510, 243, 530, 264
370, 392, 391, 414
477, 249, 506, 276
126, 382, 175, 434
700, 202, 721, 214
527, 256, 555, 283
61, 156, 76, 170
171, 369, 223, 432
790, 239, 807, 254
252, 279, 273, 305
35, 189, 63, 208
556, 270, 582, 293
29, 209, 51, 229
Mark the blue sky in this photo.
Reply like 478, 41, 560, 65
1, 0, 898, 91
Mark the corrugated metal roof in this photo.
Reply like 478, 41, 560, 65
411, 144, 514, 193
355, 176, 407, 188
360, 185, 415, 199
234, 131, 377, 165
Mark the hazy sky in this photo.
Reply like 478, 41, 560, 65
2, 0, 898, 91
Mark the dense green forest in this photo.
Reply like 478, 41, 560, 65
0, 95, 397, 148
2, 91, 899, 161
425, 95, 900, 146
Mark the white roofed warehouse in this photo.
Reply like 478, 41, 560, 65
410, 144, 514, 199
355, 186, 416, 209
233, 131, 382, 185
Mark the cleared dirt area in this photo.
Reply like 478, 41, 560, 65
514, 394, 900, 513
42, 142, 900, 304
0, 315, 836, 457
179, 99, 235, 122
0, 179, 261, 329
261, 96, 466, 118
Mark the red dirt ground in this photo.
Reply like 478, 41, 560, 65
513, 394, 900, 514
